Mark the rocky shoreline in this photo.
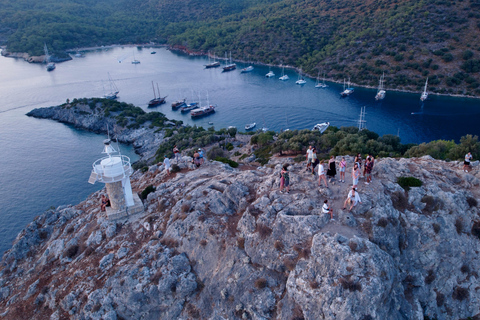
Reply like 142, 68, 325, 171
0, 150, 479, 319
26, 102, 166, 164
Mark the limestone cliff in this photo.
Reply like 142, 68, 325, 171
1, 154, 479, 320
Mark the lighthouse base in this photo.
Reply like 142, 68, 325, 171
105, 193, 144, 220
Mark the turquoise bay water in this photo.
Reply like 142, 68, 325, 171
0, 46, 479, 254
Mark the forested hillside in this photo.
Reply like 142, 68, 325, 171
1, 0, 480, 95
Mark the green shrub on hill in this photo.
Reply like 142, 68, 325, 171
214, 157, 239, 168
397, 177, 423, 191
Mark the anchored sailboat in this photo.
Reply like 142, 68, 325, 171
420, 77, 428, 101
44, 43, 56, 71
103, 73, 119, 100
132, 50, 140, 64
279, 66, 289, 81
265, 67, 275, 78
375, 73, 386, 100
148, 82, 166, 107
340, 78, 354, 97
205, 51, 220, 68
315, 72, 328, 88
296, 68, 306, 85
222, 52, 236, 72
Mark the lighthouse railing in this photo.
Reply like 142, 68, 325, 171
92, 155, 132, 183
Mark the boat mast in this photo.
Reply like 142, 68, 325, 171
43, 43, 50, 63
152, 81, 156, 99
358, 106, 367, 130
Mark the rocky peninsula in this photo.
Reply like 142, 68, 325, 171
1, 100, 478, 319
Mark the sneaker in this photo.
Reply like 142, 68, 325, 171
364, 182, 369, 185
286, 191, 290, 194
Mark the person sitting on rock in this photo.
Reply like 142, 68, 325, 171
343, 187, 362, 212
100, 194, 110, 212
322, 199, 333, 219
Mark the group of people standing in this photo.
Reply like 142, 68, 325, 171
161, 145, 206, 175
278, 147, 377, 219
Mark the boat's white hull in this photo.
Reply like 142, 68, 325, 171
312, 122, 330, 133
375, 90, 386, 100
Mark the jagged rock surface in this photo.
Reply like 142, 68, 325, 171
1, 156, 480, 319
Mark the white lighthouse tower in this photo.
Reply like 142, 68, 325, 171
88, 139, 143, 219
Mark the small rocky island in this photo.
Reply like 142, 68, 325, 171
1, 99, 479, 319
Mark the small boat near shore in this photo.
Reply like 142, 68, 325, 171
312, 122, 330, 133
191, 105, 215, 118
241, 66, 254, 73
245, 122, 256, 130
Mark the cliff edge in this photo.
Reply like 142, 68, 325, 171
1, 154, 480, 319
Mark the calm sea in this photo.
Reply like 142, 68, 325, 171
0, 46, 479, 254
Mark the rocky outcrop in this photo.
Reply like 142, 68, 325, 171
0, 156, 479, 319
27, 103, 165, 162
0, 51, 72, 63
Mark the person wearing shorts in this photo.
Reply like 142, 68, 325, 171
339, 157, 346, 182
306, 146, 313, 170
464, 152, 472, 172
352, 163, 360, 188
318, 160, 328, 188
